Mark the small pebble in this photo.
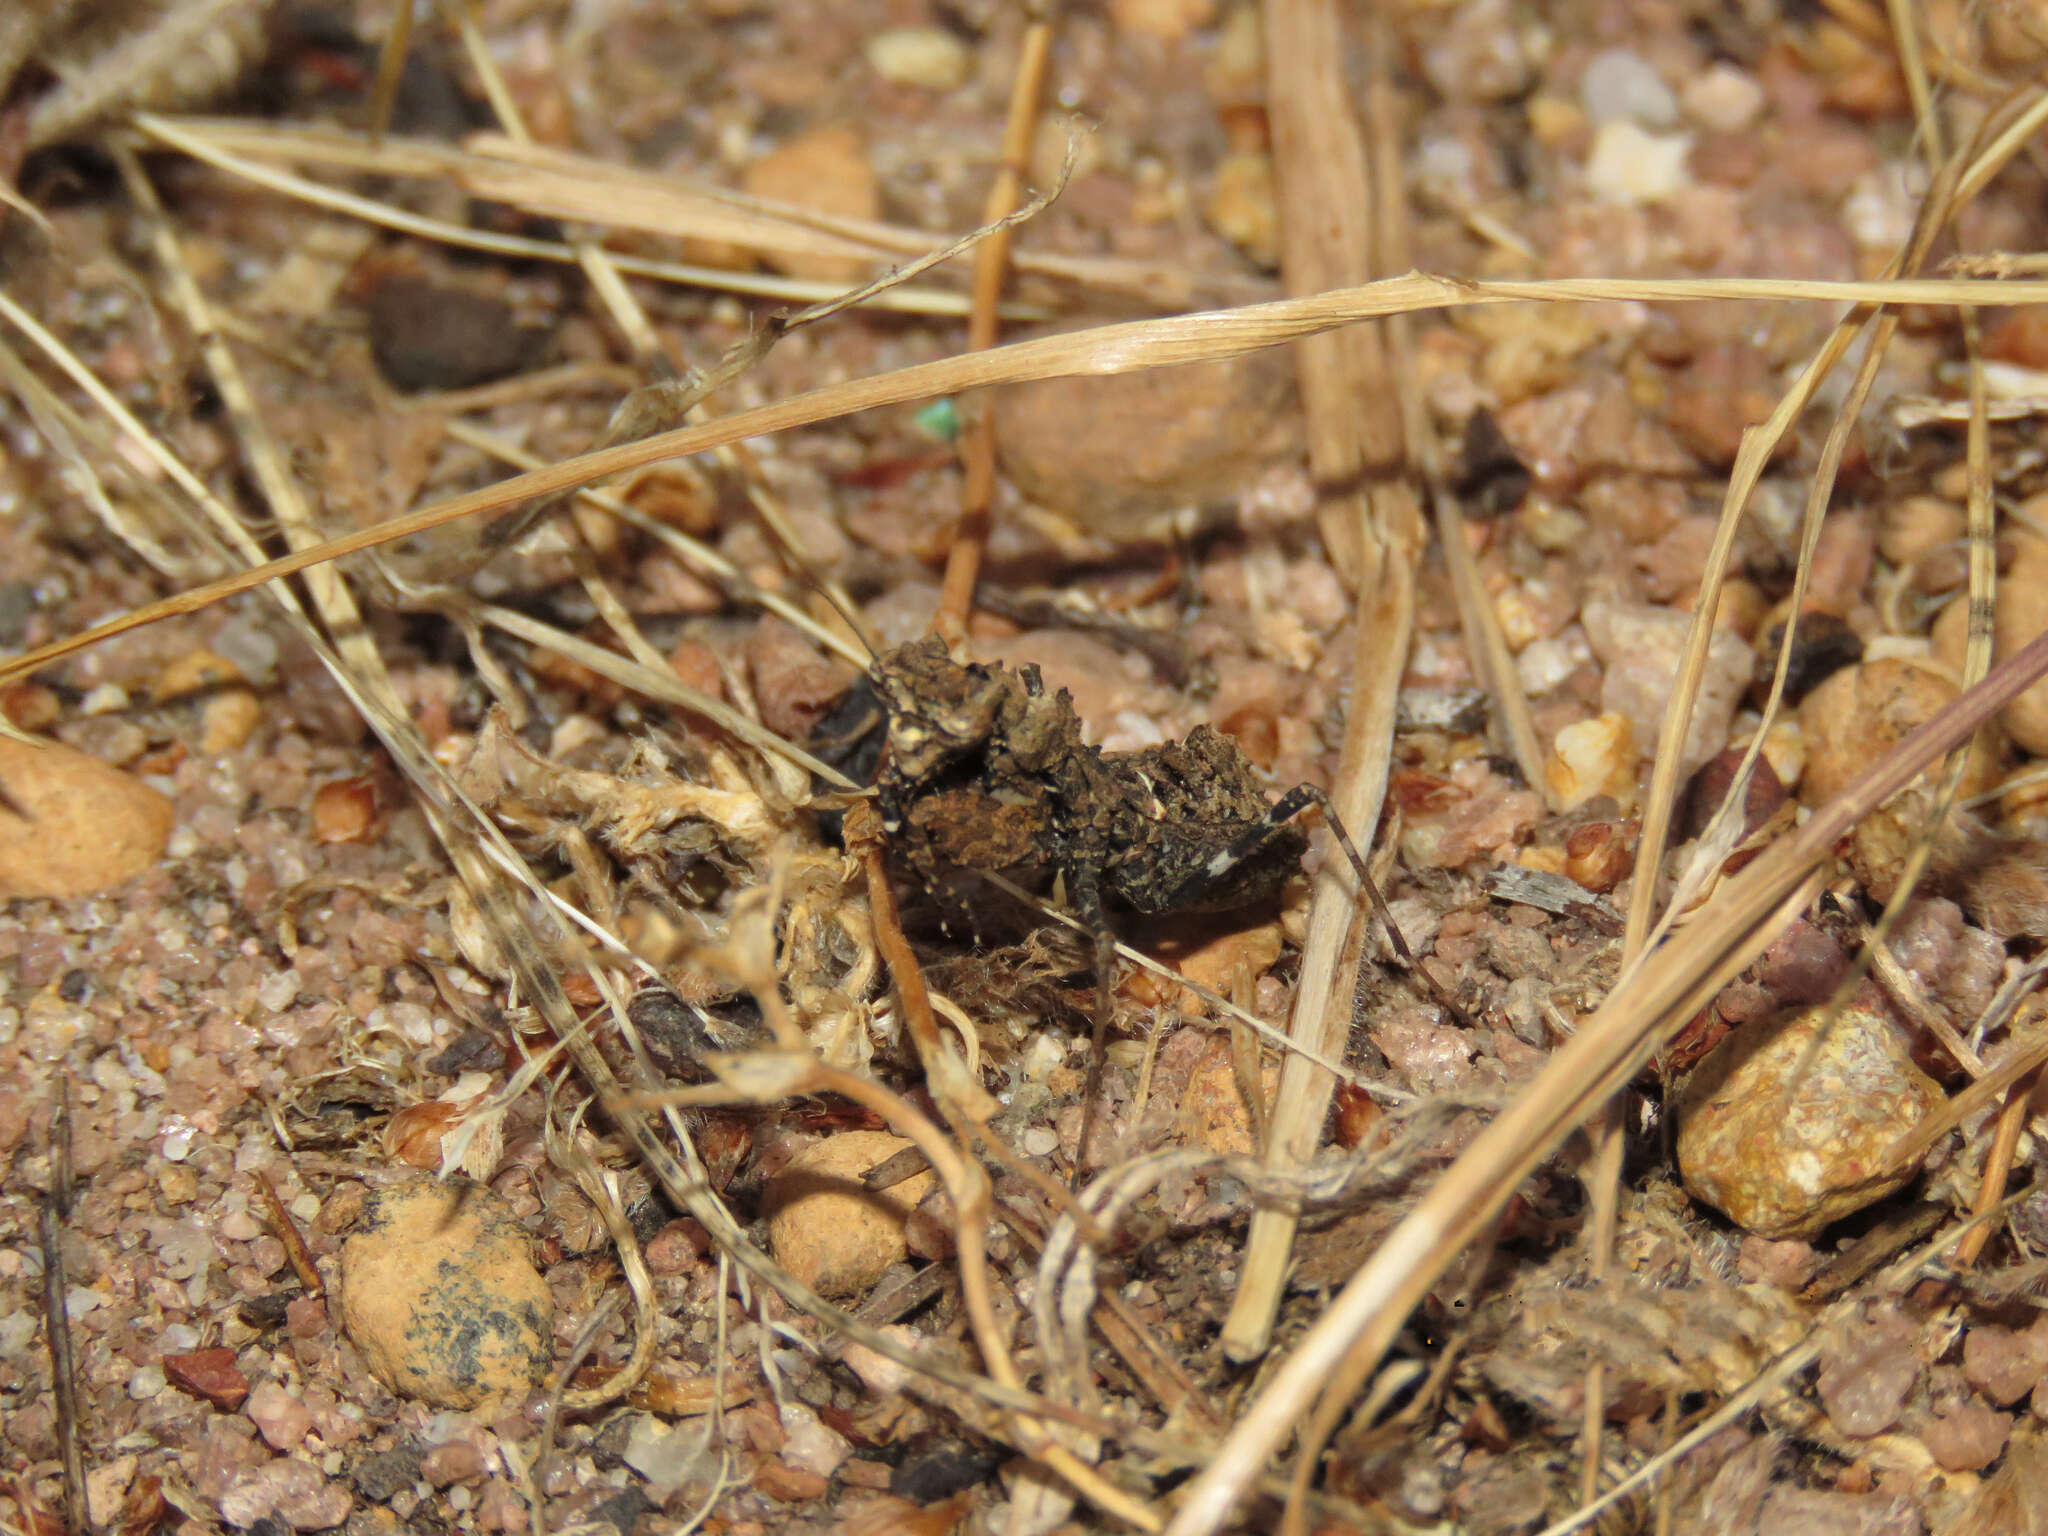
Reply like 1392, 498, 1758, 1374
1806, 513, 1877, 615
84, 1455, 138, 1528
1876, 495, 1961, 567
201, 687, 263, 754
217, 1458, 353, 1531
642, 1220, 705, 1276
474, 1479, 525, 1531
1800, 657, 1984, 809
366, 275, 544, 393
620, 1413, 716, 1494
153, 648, 243, 702
419, 1441, 485, 1487
746, 617, 858, 742
1545, 713, 1637, 812
311, 777, 380, 845
1963, 1320, 2048, 1406
1675, 986, 1945, 1239
1204, 150, 1278, 267
0, 736, 175, 899
1681, 63, 1764, 132
1921, 1395, 2012, 1473
1800, 656, 1997, 905
1816, 1303, 1920, 1436
1579, 48, 1678, 129
1421, 0, 1534, 103
766, 1131, 935, 1297
1110, 0, 1213, 43
1584, 599, 1754, 781
1754, 919, 1851, 1008
1584, 120, 1692, 205
1757, 609, 1865, 705
865, 27, 971, 90
1517, 633, 1590, 696
245, 1380, 314, 1451
904, 1186, 957, 1262
348, 1447, 423, 1505
779, 1403, 852, 1479
163, 1347, 250, 1411
1675, 747, 1786, 845
840, 1325, 920, 1398
338, 1176, 554, 1413
1563, 820, 1631, 892
1736, 1235, 1820, 1290
742, 127, 881, 282
1666, 341, 1780, 468
1931, 529, 2048, 755
128, 1363, 167, 1400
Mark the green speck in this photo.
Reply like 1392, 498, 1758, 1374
913, 398, 959, 441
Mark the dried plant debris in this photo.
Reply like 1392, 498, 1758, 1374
2, 0, 273, 155
15, 2, 2048, 1533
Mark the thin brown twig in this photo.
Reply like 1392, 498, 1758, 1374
39, 1079, 86, 1536
935, 5, 1056, 645
1951, 1067, 2040, 1271
365, 0, 415, 143
252, 1169, 324, 1297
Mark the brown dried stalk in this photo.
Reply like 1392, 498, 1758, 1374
16, 270, 2047, 689
1224, 0, 1422, 1365
934, 5, 1056, 643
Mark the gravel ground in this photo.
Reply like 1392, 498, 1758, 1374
6, 2, 2048, 1533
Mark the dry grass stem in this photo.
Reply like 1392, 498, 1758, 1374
1224, 0, 1421, 1365
133, 114, 1009, 318
10, 269, 2048, 692
934, 5, 1054, 642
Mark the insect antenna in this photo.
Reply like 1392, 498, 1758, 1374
1295, 786, 1470, 1028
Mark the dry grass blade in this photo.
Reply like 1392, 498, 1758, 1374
132, 113, 1010, 318
438, 418, 868, 668
1223, 0, 1419, 1365
1165, 624, 2048, 1536
21, 0, 266, 150
15, 270, 2045, 709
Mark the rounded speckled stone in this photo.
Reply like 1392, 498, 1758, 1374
339, 1175, 553, 1413
766, 1131, 935, 1298
1675, 986, 1945, 1240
